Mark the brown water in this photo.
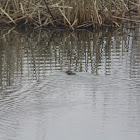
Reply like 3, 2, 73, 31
0, 27, 140, 140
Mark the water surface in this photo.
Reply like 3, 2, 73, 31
0, 27, 140, 140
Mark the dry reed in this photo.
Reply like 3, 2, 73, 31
0, 0, 139, 30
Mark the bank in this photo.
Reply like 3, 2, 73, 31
0, 0, 140, 30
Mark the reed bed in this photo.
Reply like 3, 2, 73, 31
0, 0, 140, 30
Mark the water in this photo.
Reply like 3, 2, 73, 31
0, 27, 140, 140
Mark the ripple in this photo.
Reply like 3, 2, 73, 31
0, 28, 140, 140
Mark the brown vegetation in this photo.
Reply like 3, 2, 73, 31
0, 0, 140, 30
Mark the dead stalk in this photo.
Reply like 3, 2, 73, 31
0, 0, 139, 28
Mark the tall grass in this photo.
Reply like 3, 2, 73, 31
0, 0, 139, 29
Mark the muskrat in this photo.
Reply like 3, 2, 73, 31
65, 70, 76, 75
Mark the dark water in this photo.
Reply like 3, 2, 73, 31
0, 27, 140, 140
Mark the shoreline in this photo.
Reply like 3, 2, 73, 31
0, 0, 140, 30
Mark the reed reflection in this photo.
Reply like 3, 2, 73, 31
0, 27, 139, 89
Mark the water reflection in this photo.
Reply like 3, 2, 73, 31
0, 27, 139, 86
0, 27, 140, 140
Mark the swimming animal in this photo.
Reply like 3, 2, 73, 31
65, 70, 76, 75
